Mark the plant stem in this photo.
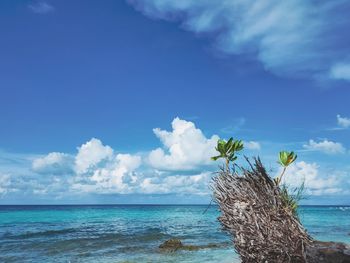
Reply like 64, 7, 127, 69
278, 167, 287, 185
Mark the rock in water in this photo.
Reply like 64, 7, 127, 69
158, 238, 350, 262
159, 239, 183, 252
306, 241, 350, 263
159, 238, 229, 252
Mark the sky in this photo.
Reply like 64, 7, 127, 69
0, 0, 349, 205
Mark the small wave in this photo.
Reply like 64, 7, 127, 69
3, 228, 77, 239
87, 228, 170, 244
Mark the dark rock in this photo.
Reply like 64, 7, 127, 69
159, 238, 350, 262
159, 238, 229, 252
159, 239, 183, 252
306, 241, 350, 263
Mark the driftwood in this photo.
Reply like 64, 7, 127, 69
212, 158, 312, 262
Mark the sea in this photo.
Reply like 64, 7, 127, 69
0, 205, 349, 263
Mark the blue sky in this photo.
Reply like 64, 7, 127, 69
0, 0, 349, 204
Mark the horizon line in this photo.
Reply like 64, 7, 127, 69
0, 204, 349, 207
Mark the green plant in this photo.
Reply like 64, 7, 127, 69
211, 137, 244, 171
280, 182, 305, 216
274, 151, 297, 185
275, 151, 304, 216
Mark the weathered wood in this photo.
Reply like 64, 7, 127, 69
211, 158, 312, 262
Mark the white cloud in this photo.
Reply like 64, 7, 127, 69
32, 152, 74, 175
75, 138, 113, 174
28, 1, 54, 14
129, 0, 350, 81
303, 139, 346, 154
281, 161, 341, 195
140, 172, 211, 195
337, 114, 350, 128
22, 119, 220, 196
220, 117, 246, 134
3, 118, 349, 201
148, 117, 219, 170
73, 153, 142, 194
244, 141, 261, 150
25, 123, 218, 196
330, 63, 350, 81
0, 174, 11, 195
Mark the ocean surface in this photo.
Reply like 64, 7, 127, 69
0, 205, 349, 263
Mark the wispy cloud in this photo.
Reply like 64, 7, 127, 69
220, 117, 246, 134
330, 63, 350, 81
28, 1, 54, 14
128, 0, 350, 82
244, 141, 261, 151
303, 139, 346, 154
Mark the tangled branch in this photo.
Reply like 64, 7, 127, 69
211, 158, 312, 263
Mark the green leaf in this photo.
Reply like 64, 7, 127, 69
226, 137, 233, 150
279, 151, 297, 167
211, 155, 222, 161
235, 140, 244, 151
217, 139, 226, 153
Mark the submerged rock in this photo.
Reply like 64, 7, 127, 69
158, 238, 229, 252
159, 239, 183, 252
159, 238, 350, 263
307, 241, 350, 263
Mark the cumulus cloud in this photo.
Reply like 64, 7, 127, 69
30, 138, 141, 195
337, 114, 350, 128
2, 118, 349, 201
282, 161, 342, 195
74, 153, 142, 194
28, 130, 215, 196
244, 141, 261, 150
75, 138, 113, 174
23, 118, 221, 196
128, 0, 350, 81
32, 152, 74, 175
28, 1, 54, 14
148, 117, 219, 170
303, 139, 346, 154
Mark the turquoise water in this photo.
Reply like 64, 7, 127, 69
0, 205, 349, 263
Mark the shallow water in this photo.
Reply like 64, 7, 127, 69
0, 205, 349, 262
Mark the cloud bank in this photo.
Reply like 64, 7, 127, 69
128, 0, 350, 81
0, 117, 348, 202
2, 118, 219, 198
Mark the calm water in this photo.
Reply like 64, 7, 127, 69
0, 205, 349, 263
